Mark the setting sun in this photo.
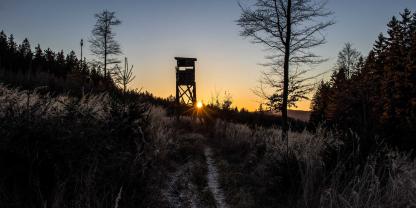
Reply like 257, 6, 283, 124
196, 101, 203, 109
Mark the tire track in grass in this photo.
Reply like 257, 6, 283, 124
204, 147, 228, 208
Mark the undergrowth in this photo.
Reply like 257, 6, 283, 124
211, 120, 416, 208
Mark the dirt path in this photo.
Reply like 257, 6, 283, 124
163, 146, 228, 208
204, 147, 228, 208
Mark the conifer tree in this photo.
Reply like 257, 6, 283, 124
33, 44, 45, 74
0, 31, 7, 69
56, 50, 65, 77
44, 48, 55, 74
18, 38, 32, 74
8, 34, 16, 54
7, 34, 17, 70
309, 81, 331, 126
66, 50, 78, 74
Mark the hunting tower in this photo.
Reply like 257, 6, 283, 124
175, 57, 197, 105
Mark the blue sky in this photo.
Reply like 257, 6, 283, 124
1, 0, 415, 110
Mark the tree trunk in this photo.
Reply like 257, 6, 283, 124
104, 13, 108, 78
281, 0, 292, 147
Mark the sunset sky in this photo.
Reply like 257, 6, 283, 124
1, 0, 415, 111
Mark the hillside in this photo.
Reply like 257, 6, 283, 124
1, 84, 415, 207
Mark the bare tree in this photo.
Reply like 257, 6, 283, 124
254, 69, 319, 111
222, 91, 233, 110
337, 42, 362, 78
89, 10, 122, 78
237, 0, 334, 143
114, 57, 135, 93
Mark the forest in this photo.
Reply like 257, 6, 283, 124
310, 9, 416, 150
0, 2, 415, 208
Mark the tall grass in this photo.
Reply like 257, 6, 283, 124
211, 120, 416, 207
0, 85, 152, 208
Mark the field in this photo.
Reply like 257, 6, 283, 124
0, 85, 415, 207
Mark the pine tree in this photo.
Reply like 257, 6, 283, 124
33, 44, 45, 74
65, 50, 78, 75
400, 9, 412, 49
7, 34, 17, 70
56, 50, 65, 77
18, 38, 32, 74
8, 34, 16, 54
0, 31, 7, 70
405, 21, 416, 131
44, 48, 55, 74
382, 15, 407, 126
309, 81, 331, 126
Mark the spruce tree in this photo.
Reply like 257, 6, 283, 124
65, 50, 78, 75
0, 31, 7, 69
18, 38, 32, 74
44, 48, 55, 74
33, 44, 45, 74
309, 81, 331, 126
56, 50, 65, 77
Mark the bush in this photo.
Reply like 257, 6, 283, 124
0, 85, 152, 208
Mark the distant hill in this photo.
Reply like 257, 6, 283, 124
273, 110, 311, 122
288, 110, 311, 122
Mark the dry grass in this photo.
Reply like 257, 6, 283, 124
211, 120, 416, 208
0, 84, 152, 208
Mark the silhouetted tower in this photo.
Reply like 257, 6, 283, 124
175, 57, 197, 105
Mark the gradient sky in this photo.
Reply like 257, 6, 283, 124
1, 0, 415, 111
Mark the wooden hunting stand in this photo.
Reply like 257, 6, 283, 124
175, 57, 197, 105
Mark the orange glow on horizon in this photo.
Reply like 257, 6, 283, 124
129, 56, 315, 113
196, 101, 203, 109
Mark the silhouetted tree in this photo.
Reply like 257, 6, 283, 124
66, 50, 78, 75
56, 50, 65, 77
32, 44, 45, 75
44, 48, 55, 74
89, 10, 122, 78
337, 42, 362, 78
237, 0, 334, 142
114, 57, 135, 93
309, 81, 331, 126
7, 34, 17, 70
18, 38, 32, 75
0, 31, 8, 70
222, 91, 233, 110
255, 69, 318, 113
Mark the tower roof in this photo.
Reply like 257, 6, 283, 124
174, 57, 197, 61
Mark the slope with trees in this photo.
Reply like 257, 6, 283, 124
310, 9, 416, 149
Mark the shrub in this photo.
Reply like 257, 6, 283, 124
0, 85, 151, 208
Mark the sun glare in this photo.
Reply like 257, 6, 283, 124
196, 101, 203, 109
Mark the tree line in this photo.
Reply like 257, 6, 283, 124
310, 9, 416, 149
0, 29, 115, 93
0, 10, 134, 95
